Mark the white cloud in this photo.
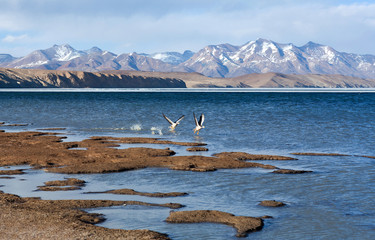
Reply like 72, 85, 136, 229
2, 34, 28, 43
0, 1, 375, 55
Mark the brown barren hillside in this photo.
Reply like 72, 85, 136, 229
1, 68, 375, 88
0, 68, 186, 88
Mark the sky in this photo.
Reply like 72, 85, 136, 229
1, 0, 375, 57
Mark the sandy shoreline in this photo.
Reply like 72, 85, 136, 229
0, 128, 313, 239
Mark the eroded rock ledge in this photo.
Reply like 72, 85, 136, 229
213, 152, 297, 161
0, 169, 25, 175
166, 210, 264, 237
0, 190, 173, 240
37, 178, 86, 191
85, 188, 188, 198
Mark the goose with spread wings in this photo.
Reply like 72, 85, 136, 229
163, 114, 185, 130
193, 113, 205, 135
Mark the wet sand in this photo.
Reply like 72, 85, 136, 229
0, 129, 306, 239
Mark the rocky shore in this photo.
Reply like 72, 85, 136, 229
0, 128, 323, 239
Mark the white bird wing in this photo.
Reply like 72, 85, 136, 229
163, 114, 174, 125
175, 115, 185, 124
193, 113, 199, 126
199, 114, 205, 126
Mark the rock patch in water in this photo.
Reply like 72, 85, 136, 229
0, 131, 279, 174
186, 147, 209, 152
213, 152, 297, 161
3, 123, 28, 126
0, 190, 171, 240
166, 210, 263, 237
259, 200, 286, 207
85, 188, 188, 198
0, 176, 15, 179
0, 169, 25, 175
37, 178, 86, 191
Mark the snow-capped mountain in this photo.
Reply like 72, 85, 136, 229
181, 39, 375, 78
1, 39, 375, 79
4, 44, 86, 69
141, 50, 194, 65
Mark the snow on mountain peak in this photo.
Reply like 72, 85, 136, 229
52, 44, 82, 61
1, 40, 375, 79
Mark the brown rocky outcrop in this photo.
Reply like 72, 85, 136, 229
166, 210, 263, 237
0, 191, 172, 240
259, 200, 286, 207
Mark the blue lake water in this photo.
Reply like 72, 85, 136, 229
1, 89, 375, 239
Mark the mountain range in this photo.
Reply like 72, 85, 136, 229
1, 39, 375, 79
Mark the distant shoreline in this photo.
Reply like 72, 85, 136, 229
1, 68, 375, 88
1, 88, 375, 93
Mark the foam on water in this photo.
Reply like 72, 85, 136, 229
130, 124, 142, 131
150, 126, 163, 135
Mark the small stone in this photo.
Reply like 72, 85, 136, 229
259, 200, 286, 207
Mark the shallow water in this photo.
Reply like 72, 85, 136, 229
1, 90, 375, 239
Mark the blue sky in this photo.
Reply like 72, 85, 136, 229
1, 0, 375, 56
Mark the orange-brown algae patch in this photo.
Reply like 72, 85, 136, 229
213, 152, 297, 161
85, 188, 188, 198
166, 210, 263, 238
0, 191, 172, 240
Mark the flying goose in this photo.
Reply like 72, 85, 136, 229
193, 113, 205, 135
163, 114, 185, 130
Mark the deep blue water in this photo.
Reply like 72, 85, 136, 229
1, 90, 375, 239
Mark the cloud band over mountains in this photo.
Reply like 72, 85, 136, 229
0, 0, 375, 57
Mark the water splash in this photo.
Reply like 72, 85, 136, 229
130, 124, 142, 131
151, 126, 163, 135
113, 127, 127, 130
